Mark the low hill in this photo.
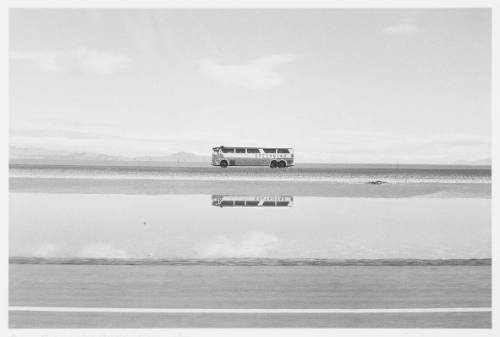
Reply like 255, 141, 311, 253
9, 147, 210, 166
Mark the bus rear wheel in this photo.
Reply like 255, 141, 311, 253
270, 160, 278, 168
278, 160, 286, 168
220, 160, 228, 168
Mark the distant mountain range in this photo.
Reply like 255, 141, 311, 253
9, 147, 491, 167
453, 158, 491, 166
134, 151, 211, 162
9, 147, 210, 164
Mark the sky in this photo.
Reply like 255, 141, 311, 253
9, 9, 491, 163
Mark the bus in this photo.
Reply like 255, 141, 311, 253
211, 146, 294, 168
212, 195, 294, 207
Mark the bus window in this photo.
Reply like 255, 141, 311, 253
247, 148, 260, 153
262, 201, 276, 206
235, 148, 245, 153
246, 201, 259, 206
278, 149, 290, 153
221, 148, 234, 153
263, 149, 276, 153
235, 201, 245, 206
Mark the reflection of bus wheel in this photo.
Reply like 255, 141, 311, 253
220, 160, 228, 168
270, 160, 277, 168
278, 161, 286, 168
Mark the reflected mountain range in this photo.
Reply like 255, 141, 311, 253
212, 195, 294, 208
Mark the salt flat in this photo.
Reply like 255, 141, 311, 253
9, 164, 492, 328
9, 164, 491, 198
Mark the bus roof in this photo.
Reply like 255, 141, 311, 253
213, 146, 293, 149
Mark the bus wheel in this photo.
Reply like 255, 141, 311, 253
220, 160, 228, 168
270, 160, 277, 168
278, 160, 286, 168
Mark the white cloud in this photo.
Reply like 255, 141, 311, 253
77, 242, 128, 258
10, 48, 131, 74
295, 130, 490, 164
198, 54, 297, 90
197, 231, 281, 258
382, 23, 419, 36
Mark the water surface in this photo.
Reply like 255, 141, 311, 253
10, 193, 490, 260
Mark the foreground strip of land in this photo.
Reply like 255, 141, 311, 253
9, 306, 491, 314
9, 257, 492, 266
10, 264, 491, 328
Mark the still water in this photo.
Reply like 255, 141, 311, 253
10, 192, 490, 260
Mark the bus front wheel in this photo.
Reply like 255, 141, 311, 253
278, 160, 286, 168
270, 160, 277, 168
220, 160, 228, 168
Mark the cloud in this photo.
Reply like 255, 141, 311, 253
198, 54, 297, 90
297, 131, 490, 164
10, 48, 131, 74
10, 128, 104, 140
77, 243, 128, 258
382, 23, 419, 36
197, 231, 281, 258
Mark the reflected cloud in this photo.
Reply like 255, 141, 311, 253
77, 243, 128, 258
33, 243, 59, 258
212, 195, 294, 208
196, 231, 282, 258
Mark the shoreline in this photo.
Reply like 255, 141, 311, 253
9, 257, 492, 266
10, 177, 491, 198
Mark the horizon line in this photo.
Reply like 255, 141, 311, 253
8, 158, 492, 167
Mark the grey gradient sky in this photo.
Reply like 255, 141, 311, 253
9, 9, 491, 163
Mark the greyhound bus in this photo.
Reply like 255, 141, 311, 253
211, 146, 294, 168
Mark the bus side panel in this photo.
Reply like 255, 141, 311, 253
247, 155, 263, 166
238, 153, 251, 166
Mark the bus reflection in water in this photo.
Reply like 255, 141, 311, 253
212, 195, 294, 208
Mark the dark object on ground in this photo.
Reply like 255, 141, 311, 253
367, 180, 386, 185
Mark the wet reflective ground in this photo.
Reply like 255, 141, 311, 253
10, 193, 490, 260
8, 164, 492, 328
